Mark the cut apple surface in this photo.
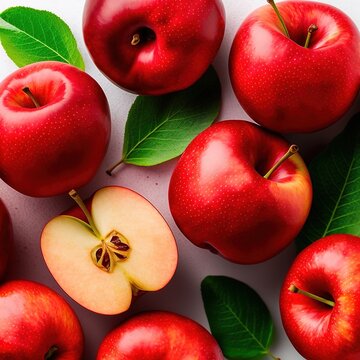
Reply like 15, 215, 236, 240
41, 186, 178, 315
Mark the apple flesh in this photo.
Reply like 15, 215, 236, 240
229, 1, 360, 133
280, 234, 360, 360
0, 61, 111, 197
0, 280, 83, 359
83, 0, 225, 95
41, 186, 178, 315
97, 311, 223, 359
0, 199, 12, 280
169, 120, 312, 264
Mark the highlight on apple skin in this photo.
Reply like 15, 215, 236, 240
83, 0, 225, 95
169, 120, 312, 264
280, 234, 360, 360
97, 311, 224, 360
0, 61, 111, 197
41, 186, 178, 315
0, 280, 84, 360
229, 0, 360, 133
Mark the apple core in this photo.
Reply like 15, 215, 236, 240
69, 190, 131, 273
91, 231, 130, 273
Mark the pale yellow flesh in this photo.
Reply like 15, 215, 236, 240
41, 187, 178, 315
41, 216, 132, 315
92, 187, 178, 290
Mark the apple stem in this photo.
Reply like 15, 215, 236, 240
289, 284, 335, 307
263, 145, 298, 180
267, 0, 290, 38
45, 346, 58, 360
106, 159, 124, 176
304, 24, 318, 48
131, 33, 141, 46
69, 189, 102, 239
22, 87, 41, 108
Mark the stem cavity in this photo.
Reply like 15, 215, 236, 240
304, 24, 318, 48
263, 145, 298, 180
267, 0, 290, 38
289, 284, 335, 308
22, 87, 41, 108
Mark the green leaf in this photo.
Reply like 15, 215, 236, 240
296, 115, 360, 252
0, 7, 84, 69
122, 66, 221, 166
201, 276, 276, 360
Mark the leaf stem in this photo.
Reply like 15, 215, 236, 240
69, 189, 102, 239
289, 284, 335, 307
106, 159, 124, 176
268, 352, 281, 360
263, 145, 298, 180
304, 24, 318, 48
267, 0, 290, 38
22, 87, 41, 108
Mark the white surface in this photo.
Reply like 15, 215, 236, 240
0, 0, 359, 359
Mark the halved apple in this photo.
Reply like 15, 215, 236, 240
41, 186, 178, 315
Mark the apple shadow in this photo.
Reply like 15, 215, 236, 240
285, 89, 360, 163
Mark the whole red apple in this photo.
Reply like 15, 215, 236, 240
83, 0, 225, 95
229, 1, 360, 133
280, 234, 360, 360
0, 61, 111, 197
168, 120, 312, 264
0, 199, 12, 280
97, 311, 223, 359
0, 280, 84, 359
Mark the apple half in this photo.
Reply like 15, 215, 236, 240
41, 186, 178, 315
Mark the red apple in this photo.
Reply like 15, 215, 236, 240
83, 0, 225, 95
0, 199, 12, 280
41, 186, 178, 315
229, 1, 360, 133
97, 311, 223, 359
169, 120, 312, 264
0, 61, 111, 197
280, 234, 360, 360
0, 280, 84, 359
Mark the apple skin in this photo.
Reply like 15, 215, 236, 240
168, 120, 312, 264
0, 280, 84, 359
83, 0, 225, 95
0, 61, 111, 197
280, 234, 360, 360
0, 199, 12, 280
97, 311, 223, 359
229, 1, 360, 133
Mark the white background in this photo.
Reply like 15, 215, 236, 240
0, 0, 359, 359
